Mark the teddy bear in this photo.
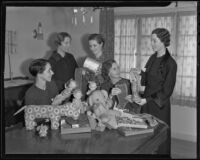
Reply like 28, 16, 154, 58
87, 89, 122, 131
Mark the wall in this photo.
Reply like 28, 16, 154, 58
5, 7, 99, 79
171, 105, 196, 142
115, 1, 197, 143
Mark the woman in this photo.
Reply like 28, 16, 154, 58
88, 33, 107, 63
49, 32, 78, 92
100, 59, 140, 113
132, 28, 177, 154
75, 34, 108, 100
25, 59, 59, 105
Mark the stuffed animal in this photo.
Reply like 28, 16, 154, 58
23, 103, 84, 130
87, 90, 122, 131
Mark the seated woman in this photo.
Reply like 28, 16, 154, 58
100, 59, 141, 114
25, 58, 59, 105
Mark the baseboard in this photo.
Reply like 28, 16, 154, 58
171, 131, 196, 142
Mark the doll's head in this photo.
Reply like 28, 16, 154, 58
87, 81, 97, 95
65, 79, 77, 90
73, 89, 82, 100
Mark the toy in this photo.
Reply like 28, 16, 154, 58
87, 90, 122, 131
52, 79, 78, 105
88, 89, 113, 109
129, 68, 140, 99
71, 89, 87, 117
86, 81, 97, 95
23, 102, 86, 130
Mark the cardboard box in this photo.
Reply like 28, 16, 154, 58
60, 114, 91, 134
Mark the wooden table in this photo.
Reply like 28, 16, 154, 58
4, 120, 169, 154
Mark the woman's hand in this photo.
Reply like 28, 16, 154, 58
111, 87, 121, 96
134, 96, 147, 106
125, 95, 133, 103
130, 68, 141, 75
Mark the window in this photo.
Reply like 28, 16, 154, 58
5, 30, 17, 55
5, 30, 17, 79
114, 11, 197, 107
114, 17, 138, 79
172, 13, 197, 107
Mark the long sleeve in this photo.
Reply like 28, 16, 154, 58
140, 54, 155, 86
146, 58, 177, 108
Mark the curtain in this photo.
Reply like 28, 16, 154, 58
99, 7, 114, 60
114, 17, 138, 79
171, 13, 197, 107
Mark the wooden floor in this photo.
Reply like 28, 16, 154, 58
171, 138, 196, 159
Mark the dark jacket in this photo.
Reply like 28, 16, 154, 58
49, 51, 78, 92
140, 48, 177, 126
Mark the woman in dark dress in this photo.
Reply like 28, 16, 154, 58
132, 28, 177, 154
48, 32, 78, 92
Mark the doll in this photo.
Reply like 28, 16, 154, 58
52, 79, 77, 105
86, 81, 97, 95
71, 89, 87, 115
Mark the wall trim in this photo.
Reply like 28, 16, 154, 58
171, 131, 196, 143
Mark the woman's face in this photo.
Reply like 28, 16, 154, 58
39, 63, 54, 82
151, 33, 165, 52
89, 39, 103, 57
108, 62, 120, 79
60, 36, 71, 52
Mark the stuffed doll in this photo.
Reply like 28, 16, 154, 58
129, 68, 140, 98
87, 89, 122, 131
124, 68, 141, 104
86, 81, 97, 95
52, 79, 78, 105
71, 89, 87, 116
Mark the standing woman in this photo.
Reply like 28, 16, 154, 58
133, 28, 177, 154
49, 32, 78, 92
75, 34, 108, 99
86, 33, 108, 84
88, 33, 107, 63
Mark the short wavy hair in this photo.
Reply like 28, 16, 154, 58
152, 28, 170, 47
55, 32, 72, 46
29, 59, 49, 77
88, 33, 105, 47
